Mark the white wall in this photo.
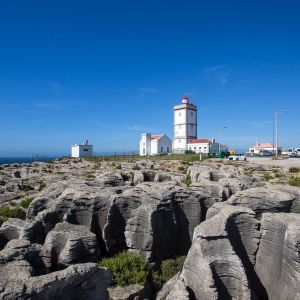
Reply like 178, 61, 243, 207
187, 142, 210, 154
173, 103, 197, 152
140, 133, 151, 156
71, 145, 93, 158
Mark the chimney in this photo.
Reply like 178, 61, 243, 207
211, 138, 216, 143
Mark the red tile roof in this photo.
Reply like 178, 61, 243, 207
189, 139, 211, 144
251, 143, 274, 148
151, 135, 163, 140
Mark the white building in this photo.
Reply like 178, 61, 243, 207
249, 142, 278, 154
140, 133, 172, 156
187, 138, 228, 155
173, 96, 197, 153
71, 140, 93, 158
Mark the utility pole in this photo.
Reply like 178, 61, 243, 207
274, 110, 288, 159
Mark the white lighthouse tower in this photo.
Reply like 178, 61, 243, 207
173, 95, 197, 153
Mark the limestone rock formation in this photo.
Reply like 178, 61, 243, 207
166, 203, 267, 299
42, 222, 99, 270
255, 213, 300, 300
0, 261, 111, 300
227, 187, 295, 215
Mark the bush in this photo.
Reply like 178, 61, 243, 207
0, 206, 26, 221
85, 172, 96, 180
289, 177, 300, 187
132, 165, 141, 170
263, 173, 274, 181
115, 164, 122, 170
99, 252, 149, 286
21, 196, 33, 209
289, 167, 300, 173
38, 182, 46, 192
182, 175, 192, 187
152, 256, 186, 290
178, 166, 187, 173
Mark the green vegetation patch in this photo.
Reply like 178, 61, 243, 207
132, 165, 141, 170
99, 252, 149, 287
115, 164, 122, 170
182, 175, 192, 187
85, 172, 96, 180
263, 173, 274, 181
21, 196, 33, 209
0, 207, 26, 222
152, 256, 186, 290
289, 167, 300, 173
289, 177, 300, 187
38, 182, 46, 192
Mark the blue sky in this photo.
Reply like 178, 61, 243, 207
0, 0, 299, 156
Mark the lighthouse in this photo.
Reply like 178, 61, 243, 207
173, 96, 197, 153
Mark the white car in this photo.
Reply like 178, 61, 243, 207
228, 155, 247, 161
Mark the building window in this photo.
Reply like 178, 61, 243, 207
161, 147, 163, 153
191, 124, 193, 129
143, 148, 145, 155
83, 149, 89, 152
199, 147, 201, 149
167, 147, 169, 152
189, 147, 192, 150
190, 111, 193, 116
194, 147, 196, 150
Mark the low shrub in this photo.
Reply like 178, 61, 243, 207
289, 167, 300, 173
99, 252, 149, 286
274, 173, 283, 178
38, 182, 46, 192
182, 175, 192, 187
152, 256, 186, 290
115, 164, 122, 170
178, 166, 187, 173
263, 173, 274, 181
0, 206, 26, 221
289, 177, 300, 187
85, 172, 96, 180
132, 165, 141, 170
21, 196, 33, 209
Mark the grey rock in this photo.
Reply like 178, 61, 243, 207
0, 260, 111, 300
169, 204, 266, 299
227, 187, 295, 215
255, 213, 300, 300
42, 222, 99, 270
108, 284, 144, 300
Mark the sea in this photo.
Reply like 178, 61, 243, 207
0, 157, 57, 165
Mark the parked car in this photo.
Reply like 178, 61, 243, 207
259, 150, 273, 156
228, 155, 247, 161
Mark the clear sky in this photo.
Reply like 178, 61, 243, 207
0, 0, 300, 156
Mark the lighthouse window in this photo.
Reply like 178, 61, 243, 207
191, 125, 193, 129
83, 149, 89, 152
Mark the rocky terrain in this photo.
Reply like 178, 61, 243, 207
0, 157, 299, 299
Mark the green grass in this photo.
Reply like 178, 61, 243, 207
20, 196, 33, 209
288, 177, 300, 187
99, 252, 149, 287
0, 206, 26, 221
85, 153, 205, 163
289, 167, 300, 173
